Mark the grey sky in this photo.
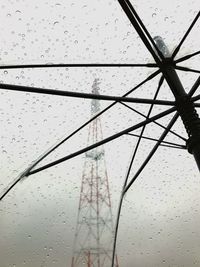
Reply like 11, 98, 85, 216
0, 0, 200, 266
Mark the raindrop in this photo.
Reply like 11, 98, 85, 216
28, 235, 31, 238
64, 30, 68, 34
164, 17, 169, 21
4, 70, 8, 75
53, 21, 59, 26
15, 10, 21, 14
152, 13, 156, 17
7, 13, 11, 17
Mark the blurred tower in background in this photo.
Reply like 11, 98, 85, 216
71, 79, 119, 267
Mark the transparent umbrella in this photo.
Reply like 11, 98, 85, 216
0, 0, 200, 266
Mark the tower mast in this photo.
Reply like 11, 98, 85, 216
71, 79, 119, 267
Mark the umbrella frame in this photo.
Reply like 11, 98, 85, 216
0, 1, 200, 266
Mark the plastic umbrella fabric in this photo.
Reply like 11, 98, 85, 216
0, 0, 200, 266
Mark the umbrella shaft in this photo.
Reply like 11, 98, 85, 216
193, 145, 200, 171
162, 61, 200, 171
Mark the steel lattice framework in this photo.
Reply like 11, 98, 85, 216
71, 79, 119, 267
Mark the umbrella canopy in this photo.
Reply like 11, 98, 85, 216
0, 0, 200, 266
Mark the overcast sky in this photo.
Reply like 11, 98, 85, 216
0, 0, 200, 266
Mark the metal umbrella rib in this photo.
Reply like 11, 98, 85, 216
0, 63, 157, 69
175, 50, 200, 64
172, 11, 200, 59
123, 112, 179, 195
121, 102, 187, 141
118, 0, 161, 64
126, 133, 186, 149
175, 66, 200, 74
0, 82, 174, 106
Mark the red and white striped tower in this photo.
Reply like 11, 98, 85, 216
71, 79, 119, 267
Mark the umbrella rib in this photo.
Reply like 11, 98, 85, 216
126, 133, 186, 149
0, 63, 157, 69
188, 76, 200, 97
0, 82, 174, 106
0, 177, 21, 201
125, 75, 164, 176
120, 102, 187, 141
175, 66, 200, 74
175, 50, 200, 64
118, 0, 161, 65
123, 112, 179, 195
0, 70, 160, 200
192, 94, 200, 102
123, 0, 165, 60
172, 11, 200, 59
111, 111, 179, 267
111, 194, 123, 267
27, 107, 176, 177
111, 75, 164, 267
